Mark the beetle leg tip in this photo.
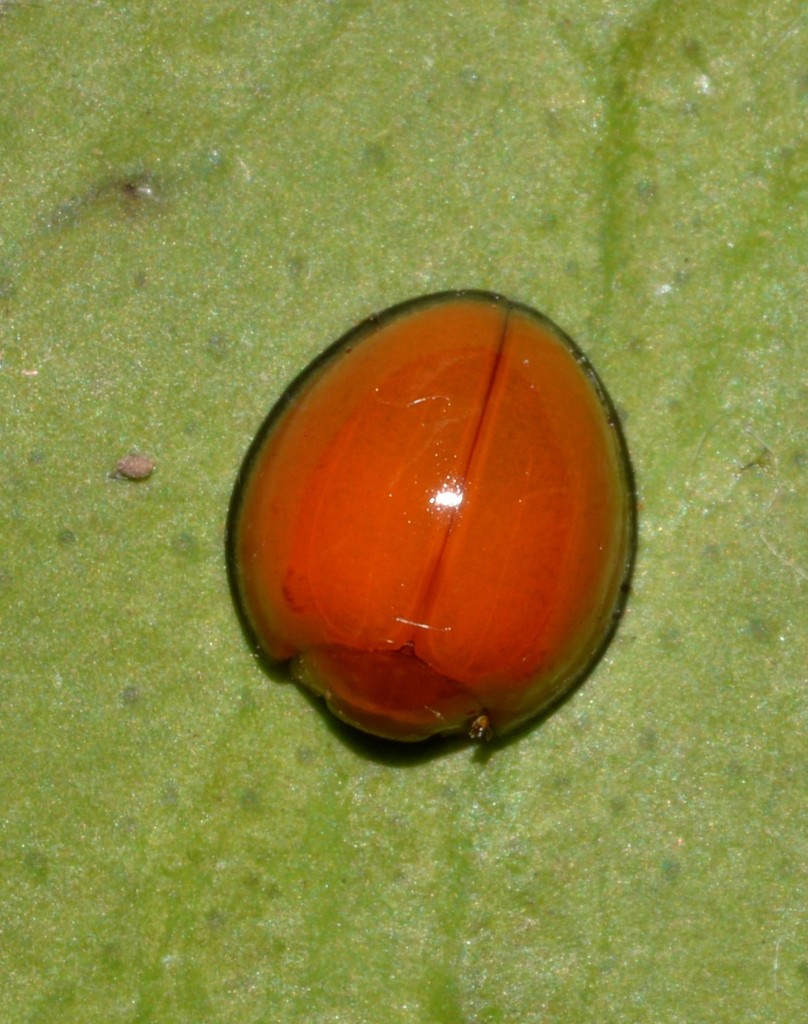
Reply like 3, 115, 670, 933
469, 714, 493, 742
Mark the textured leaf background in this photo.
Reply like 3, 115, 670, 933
1, 2, 805, 1022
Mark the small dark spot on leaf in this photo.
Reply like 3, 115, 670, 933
205, 908, 227, 932
660, 857, 681, 880
635, 178, 657, 202
738, 446, 773, 475
118, 174, 160, 205
361, 141, 391, 172
658, 625, 682, 652
172, 532, 199, 558
681, 38, 705, 66
23, 848, 49, 883
243, 871, 261, 891
239, 688, 257, 713
207, 334, 230, 361
627, 336, 647, 354
240, 788, 261, 812
161, 782, 180, 806
57, 528, 77, 546
287, 255, 308, 279
638, 727, 658, 751
47, 170, 163, 233
100, 942, 124, 975
544, 108, 561, 134
727, 759, 747, 781
121, 685, 140, 706
745, 617, 772, 642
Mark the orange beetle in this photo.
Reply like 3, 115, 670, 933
227, 291, 635, 742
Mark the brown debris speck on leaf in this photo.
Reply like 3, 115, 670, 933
113, 453, 155, 481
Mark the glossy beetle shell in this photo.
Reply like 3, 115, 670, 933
227, 291, 635, 742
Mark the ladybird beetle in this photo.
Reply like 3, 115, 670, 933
227, 291, 635, 742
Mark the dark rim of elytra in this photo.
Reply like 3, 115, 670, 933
225, 289, 638, 732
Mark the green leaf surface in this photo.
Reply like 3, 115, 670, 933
2, 2, 805, 1021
